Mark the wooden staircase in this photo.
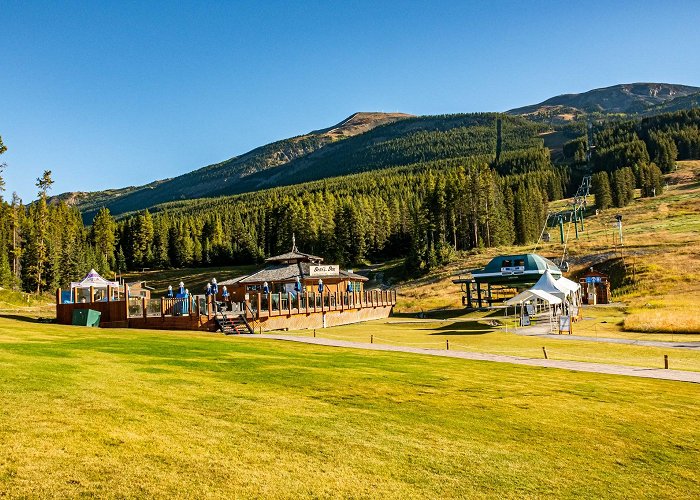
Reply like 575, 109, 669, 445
215, 310, 253, 335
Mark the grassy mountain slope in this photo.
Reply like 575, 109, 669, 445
54, 82, 700, 221
507, 82, 699, 119
204, 113, 545, 196
54, 112, 412, 219
63, 112, 546, 221
645, 91, 700, 114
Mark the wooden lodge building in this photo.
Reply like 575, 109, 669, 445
55, 244, 396, 333
218, 244, 367, 302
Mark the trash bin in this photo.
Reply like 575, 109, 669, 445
72, 309, 101, 327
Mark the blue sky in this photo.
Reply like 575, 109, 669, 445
2, 0, 700, 201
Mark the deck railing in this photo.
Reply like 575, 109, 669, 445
57, 286, 397, 325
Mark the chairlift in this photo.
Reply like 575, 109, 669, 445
560, 261, 570, 273
542, 232, 551, 242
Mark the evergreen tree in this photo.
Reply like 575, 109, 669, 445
91, 207, 116, 268
591, 171, 613, 210
27, 171, 53, 293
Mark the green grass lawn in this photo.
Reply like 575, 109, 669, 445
285, 314, 700, 373
1, 317, 699, 498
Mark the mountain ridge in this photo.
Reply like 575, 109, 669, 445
507, 82, 699, 118
51, 82, 700, 221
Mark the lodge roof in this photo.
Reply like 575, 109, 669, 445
264, 250, 324, 264
218, 275, 247, 286
220, 262, 368, 285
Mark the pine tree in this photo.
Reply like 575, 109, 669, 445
591, 172, 613, 210
91, 207, 116, 268
27, 170, 53, 293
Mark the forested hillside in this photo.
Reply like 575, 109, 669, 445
2, 107, 700, 293
58, 113, 545, 221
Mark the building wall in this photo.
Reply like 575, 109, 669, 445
256, 305, 393, 331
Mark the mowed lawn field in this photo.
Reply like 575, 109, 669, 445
1, 317, 699, 498
286, 316, 700, 372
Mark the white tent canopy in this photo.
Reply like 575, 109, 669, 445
555, 276, 581, 293
70, 269, 120, 290
506, 288, 562, 306
531, 270, 569, 300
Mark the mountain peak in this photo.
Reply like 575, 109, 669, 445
310, 112, 414, 138
507, 82, 700, 117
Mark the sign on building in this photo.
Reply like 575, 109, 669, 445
309, 264, 340, 277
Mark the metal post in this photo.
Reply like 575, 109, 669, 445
559, 216, 565, 243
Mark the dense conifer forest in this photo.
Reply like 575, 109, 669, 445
1, 108, 699, 292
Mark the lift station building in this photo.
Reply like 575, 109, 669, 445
453, 253, 562, 309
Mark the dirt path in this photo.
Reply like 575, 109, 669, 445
241, 334, 700, 384
511, 325, 700, 350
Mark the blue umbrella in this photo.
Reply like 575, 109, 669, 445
263, 281, 269, 295
318, 279, 324, 293
167, 285, 174, 298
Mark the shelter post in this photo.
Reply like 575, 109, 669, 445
89, 286, 95, 303
56, 288, 61, 305
124, 284, 130, 318
476, 282, 482, 309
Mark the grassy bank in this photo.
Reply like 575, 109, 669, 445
0, 317, 699, 498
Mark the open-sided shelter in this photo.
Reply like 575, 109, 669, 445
68, 269, 120, 303
505, 288, 562, 333
453, 253, 562, 309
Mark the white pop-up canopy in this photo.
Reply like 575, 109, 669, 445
531, 270, 570, 300
556, 276, 581, 293
70, 269, 120, 290
506, 288, 562, 306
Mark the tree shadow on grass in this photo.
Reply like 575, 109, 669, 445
425, 322, 494, 336
0, 314, 50, 324
393, 309, 471, 320
427, 330, 491, 336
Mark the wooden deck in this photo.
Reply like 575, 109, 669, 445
55, 289, 397, 332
